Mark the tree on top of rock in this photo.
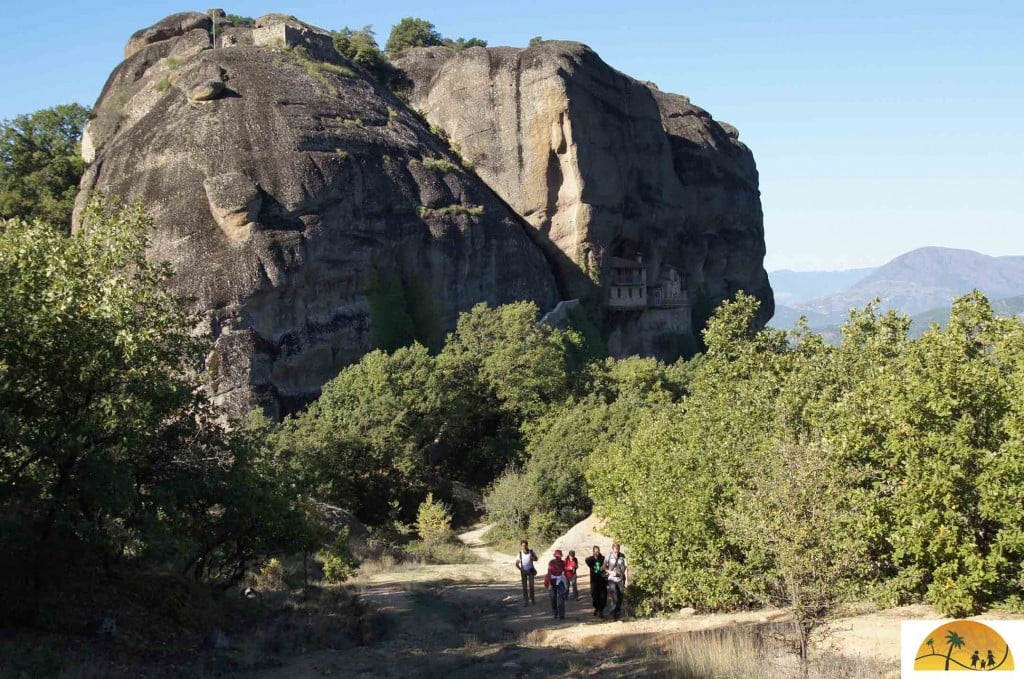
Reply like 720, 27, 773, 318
386, 17, 445, 56
385, 17, 487, 57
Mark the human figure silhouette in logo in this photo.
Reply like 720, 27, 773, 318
971, 650, 980, 668
987, 649, 996, 668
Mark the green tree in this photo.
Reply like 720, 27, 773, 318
333, 25, 393, 83
0, 201, 313, 615
445, 37, 487, 51
485, 392, 654, 543
385, 17, 444, 56
416, 492, 453, 545
826, 293, 1017, 615
438, 301, 578, 421
0, 103, 90, 228
726, 439, 870, 676
384, 18, 486, 56
225, 14, 255, 27
276, 343, 442, 524
278, 301, 584, 528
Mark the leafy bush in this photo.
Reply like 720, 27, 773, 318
321, 529, 359, 583
333, 25, 394, 84
256, 558, 285, 591
417, 204, 484, 218
225, 14, 255, 27
403, 538, 478, 564
482, 469, 532, 539
421, 157, 462, 174
416, 493, 453, 545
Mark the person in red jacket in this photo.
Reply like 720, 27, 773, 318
544, 549, 568, 619
564, 550, 579, 601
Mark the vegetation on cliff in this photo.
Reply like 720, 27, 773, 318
384, 17, 486, 56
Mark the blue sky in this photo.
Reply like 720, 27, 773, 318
1, 1, 1021, 271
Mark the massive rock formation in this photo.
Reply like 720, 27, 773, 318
76, 12, 773, 416
394, 42, 773, 357
76, 12, 559, 417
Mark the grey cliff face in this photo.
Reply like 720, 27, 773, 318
394, 41, 773, 357
76, 14, 559, 417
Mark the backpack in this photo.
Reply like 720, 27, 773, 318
607, 553, 626, 579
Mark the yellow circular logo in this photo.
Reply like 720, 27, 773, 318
915, 620, 1014, 671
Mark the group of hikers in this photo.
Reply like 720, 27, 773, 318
515, 540, 628, 621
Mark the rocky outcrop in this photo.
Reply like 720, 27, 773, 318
77, 12, 774, 415
394, 42, 773, 356
75, 13, 559, 417
124, 11, 212, 59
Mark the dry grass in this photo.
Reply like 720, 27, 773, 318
659, 627, 898, 679
421, 157, 463, 174
417, 204, 485, 219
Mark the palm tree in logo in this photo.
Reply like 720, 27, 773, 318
926, 638, 935, 656
944, 630, 966, 670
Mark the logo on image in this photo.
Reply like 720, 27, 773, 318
913, 620, 1013, 671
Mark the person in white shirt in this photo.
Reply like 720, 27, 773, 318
515, 539, 538, 605
603, 542, 628, 620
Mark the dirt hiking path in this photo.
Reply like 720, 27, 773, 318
243, 523, 972, 678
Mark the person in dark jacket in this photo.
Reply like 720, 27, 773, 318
584, 545, 607, 617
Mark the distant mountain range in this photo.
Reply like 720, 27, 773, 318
769, 247, 1024, 332
770, 267, 878, 306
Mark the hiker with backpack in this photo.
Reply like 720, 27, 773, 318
603, 543, 628, 620
584, 544, 607, 617
564, 550, 580, 601
544, 549, 569, 620
515, 539, 538, 606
